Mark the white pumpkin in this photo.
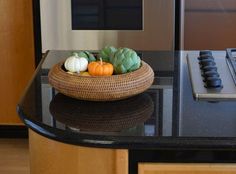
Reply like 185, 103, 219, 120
64, 56, 88, 73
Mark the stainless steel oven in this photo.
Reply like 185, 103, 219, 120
40, 0, 176, 52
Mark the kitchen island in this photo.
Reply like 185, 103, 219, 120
18, 50, 236, 174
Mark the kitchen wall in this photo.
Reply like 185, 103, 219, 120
40, 0, 175, 52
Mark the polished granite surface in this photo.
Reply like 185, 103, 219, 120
17, 50, 236, 149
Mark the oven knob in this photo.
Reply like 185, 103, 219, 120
202, 65, 217, 72
199, 50, 212, 56
202, 71, 220, 82
205, 77, 222, 88
199, 59, 216, 67
203, 70, 219, 77
198, 55, 214, 61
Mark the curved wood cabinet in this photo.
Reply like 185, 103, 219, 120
29, 129, 236, 174
29, 130, 128, 174
0, 0, 35, 124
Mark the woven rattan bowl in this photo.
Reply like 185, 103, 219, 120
48, 60, 154, 101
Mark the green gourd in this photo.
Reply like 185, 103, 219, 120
76, 51, 96, 63
112, 48, 141, 74
99, 46, 117, 62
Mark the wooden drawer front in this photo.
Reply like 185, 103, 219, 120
184, 0, 236, 50
184, 12, 236, 50
139, 163, 236, 174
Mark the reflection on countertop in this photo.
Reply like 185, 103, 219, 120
18, 50, 236, 149
50, 93, 153, 133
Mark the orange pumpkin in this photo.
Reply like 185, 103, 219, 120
88, 59, 114, 76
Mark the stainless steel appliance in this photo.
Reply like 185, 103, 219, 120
40, 0, 176, 52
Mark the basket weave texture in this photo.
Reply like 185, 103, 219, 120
48, 60, 154, 101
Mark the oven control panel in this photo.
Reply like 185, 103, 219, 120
187, 49, 236, 101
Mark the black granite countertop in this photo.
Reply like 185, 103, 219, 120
17, 50, 236, 150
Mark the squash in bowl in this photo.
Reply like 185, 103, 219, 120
48, 60, 154, 101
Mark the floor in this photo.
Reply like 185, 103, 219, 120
0, 139, 30, 174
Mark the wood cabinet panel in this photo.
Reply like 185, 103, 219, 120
29, 130, 128, 174
184, 12, 236, 50
139, 163, 236, 174
184, 0, 236, 50
185, 0, 236, 10
0, 0, 35, 124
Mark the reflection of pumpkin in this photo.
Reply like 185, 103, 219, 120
49, 93, 154, 132
88, 59, 113, 76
